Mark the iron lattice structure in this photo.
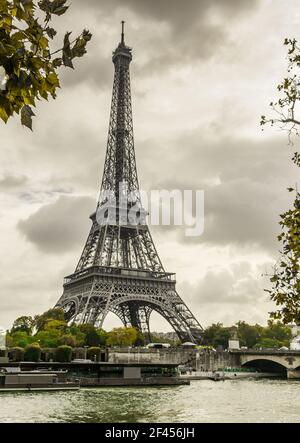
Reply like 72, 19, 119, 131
55, 24, 204, 343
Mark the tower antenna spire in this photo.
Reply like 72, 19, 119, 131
121, 20, 125, 44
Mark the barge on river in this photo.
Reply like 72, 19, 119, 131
0, 362, 189, 387
0, 367, 80, 392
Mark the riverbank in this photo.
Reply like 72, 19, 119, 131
180, 371, 283, 380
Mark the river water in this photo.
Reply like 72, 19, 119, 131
0, 379, 299, 423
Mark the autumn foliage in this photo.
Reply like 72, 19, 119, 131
0, 0, 91, 129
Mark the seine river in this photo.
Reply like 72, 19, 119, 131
1, 379, 300, 423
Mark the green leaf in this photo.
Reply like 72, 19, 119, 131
39, 36, 49, 50
21, 104, 35, 130
0, 0, 90, 126
0, 106, 8, 123
47, 71, 59, 87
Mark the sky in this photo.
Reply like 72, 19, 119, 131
0, 0, 299, 331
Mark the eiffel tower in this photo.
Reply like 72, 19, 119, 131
55, 23, 204, 343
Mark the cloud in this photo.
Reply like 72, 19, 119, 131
0, 0, 299, 331
18, 195, 95, 253
84, 0, 259, 33
183, 261, 266, 304
139, 131, 299, 253
0, 174, 28, 189
177, 260, 273, 327
58, 0, 260, 89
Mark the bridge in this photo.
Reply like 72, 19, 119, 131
230, 349, 300, 378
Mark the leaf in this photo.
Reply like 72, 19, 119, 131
39, 36, 49, 50
52, 5, 68, 15
82, 29, 92, 42
62, 51, 74, 68
62, 31, 73, 68
50, 0, 69, 15
21, 105, 35, 130
52, 57, 62, 68
45, 27, 57, 39
71, 38, 87, 58
63, 31, 72, 55
0, 106, 8, 123
38, 0, 51, 13
283, 78, 290, 89
47, 71, 59, 87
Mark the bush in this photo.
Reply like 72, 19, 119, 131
41, 348, 55, 362
87, 347, 101, 361
24, 344, 41, 362
55, 345, 72, 362
11, 347, 24, 362
58, 334, 76, 347
254, 338, 281, 349
75, 347, 87, 359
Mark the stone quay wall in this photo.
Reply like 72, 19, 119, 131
108, 348, 241, 371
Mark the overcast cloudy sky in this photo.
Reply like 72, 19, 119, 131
0, 0, 299, 331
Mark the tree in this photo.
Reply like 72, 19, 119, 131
0, 0, 92, 129
76, 323, 97, 346
34, 329, 61, 347
203, 323, 231, 349
11, 315, 34, 334
106, 327, 138, 347
263, 320, 291, 345
34, 307, 65, 331
57, 334, 76, 347
8, 330, 31, 347
85, 329, 101, 347
96, 328, 108, 346
265, 193, 300, 324
68, 324, 85, 347
77, 323, 95, 335
261, 38, 300, 325
261, 38, 300, 157
134, 331, 146, 347
236, 321, 263, 348
254, 338, 281, 349
43, 319, 67, 332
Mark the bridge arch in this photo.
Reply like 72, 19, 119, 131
242, 358, 287, 375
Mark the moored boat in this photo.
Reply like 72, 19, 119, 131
0, 367, 80, 392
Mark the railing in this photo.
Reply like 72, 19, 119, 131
229, 348, 300, 354
64, 266, 176, 284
